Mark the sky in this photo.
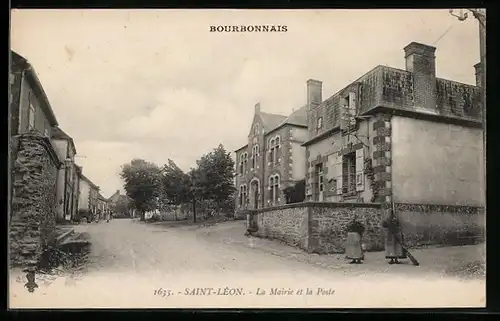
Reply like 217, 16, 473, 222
11, 9, 481, 198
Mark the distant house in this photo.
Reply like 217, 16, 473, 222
9, 50, 62, 266
78, 173, 100, 217
108, 190, 135, 217
97, 193, 110, 216
51, 126, 80, 222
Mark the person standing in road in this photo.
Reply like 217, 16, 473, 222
382, 214, 407, 264
345, 218, 366, 264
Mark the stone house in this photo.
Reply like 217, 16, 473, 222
302, 42, 484, 207
234, 103, 308, 211
78, 174, 100, 217
9, 50, 62, 266
108, 190, 136, 217
51, 126, 80, 222
245, 42, 485, 254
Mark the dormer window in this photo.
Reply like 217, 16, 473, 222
317, 117, 323, 129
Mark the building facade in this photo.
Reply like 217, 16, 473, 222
234, 103, 309, 211
97, 193, 110, 218
303, 42, 484, 207
9, 51, 62, 266
51, 126, 79, 222
78, 174, 100, 217
108, 190, 135, 217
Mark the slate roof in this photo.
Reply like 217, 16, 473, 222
52, 126, 77, 154
11, 51, 59, 127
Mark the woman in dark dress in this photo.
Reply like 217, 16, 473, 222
382, 215, 407, 264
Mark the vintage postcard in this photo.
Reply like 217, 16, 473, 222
8, 9, 486, 309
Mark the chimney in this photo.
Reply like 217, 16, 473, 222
404, 42, 437, 111
474, 62, 483, 87
254, 102, 261, 114
307, 79, 322, 108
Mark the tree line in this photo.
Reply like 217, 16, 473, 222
119, 144, 236, 222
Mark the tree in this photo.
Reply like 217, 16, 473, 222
195, 144, 236, 215
120, 159, 162, 221
161, 159, 192, 205
161, 159, 193, 220
283, 179, 306, 204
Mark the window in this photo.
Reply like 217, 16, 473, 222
269, 136, 280, 165
341, 92, 357, 134
342, 152, 356, 194
317, 117, 323, 129
314, 164, 323, 200
44, 128, 49, 137
269, 174, 280, 205
239, 153, 248, 174
251, 145, 259, 169
254, 124, 259, 136
239, 185, 247, 207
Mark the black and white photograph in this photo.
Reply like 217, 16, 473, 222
8, 9, 486, 308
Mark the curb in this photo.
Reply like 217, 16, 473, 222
55, 228, 75, 246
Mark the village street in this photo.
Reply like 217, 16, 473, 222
10, 219, 485, 309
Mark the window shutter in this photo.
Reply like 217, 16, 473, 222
356, 148, 365, 191
332, 152, 343, 195
348, 92, 357, 128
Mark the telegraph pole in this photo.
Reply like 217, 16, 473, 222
450, 8, 486, 182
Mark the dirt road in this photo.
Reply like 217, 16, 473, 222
9, 219, 485, 308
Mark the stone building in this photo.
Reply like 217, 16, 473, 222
77, 173, 100, 218
9, 50, 62, 266
234, 103, 308, 211
108, 190, 135, 217
302, 42, 484, 207
51, 126, 80, 222
245, 42, 485, 253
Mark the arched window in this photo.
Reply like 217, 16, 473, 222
268, 136, 281, 165
251, 145, 259, 169
254, 124, 259, 136
239, 184, 248, 207
240, 152, 248, 174
269, 174, 280, 205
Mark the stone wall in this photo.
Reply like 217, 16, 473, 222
9, 132, 60, 267
251, 204, 309, 249
308, 202, 384, 254
247, 201, 484, 255
247, 202, 384, 254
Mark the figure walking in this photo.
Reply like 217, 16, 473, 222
345, 218, 366, 264
382, 214, 407, 265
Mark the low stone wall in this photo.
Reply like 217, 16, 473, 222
9, 133, 61, 267
308, 202, 384, 254
245, 201, 485, 254
251, 204, 309, 249
396, 203, 485, 247
245, 202, 385, 254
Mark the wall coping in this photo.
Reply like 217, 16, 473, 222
241, 201, 485, 216
245, 201, 385, 215
395, 202, 485, 213
16, 132, 62, 169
